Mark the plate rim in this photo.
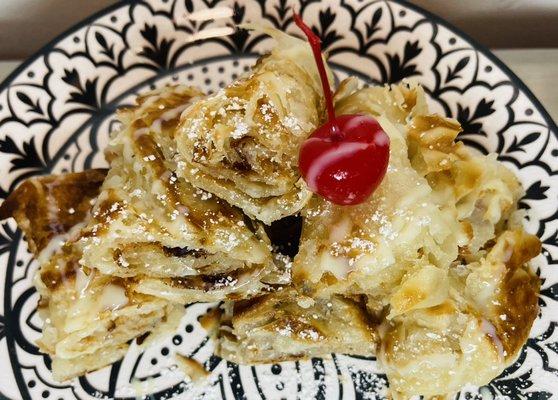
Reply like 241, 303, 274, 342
0, 0, 556, 137
398, 0, 558, 135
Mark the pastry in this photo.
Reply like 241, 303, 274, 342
174, 27, 329, 224
0, 25, 541, 397
0, 171, 182, 381
78, 85, 279, 303
218, 288, 377, 364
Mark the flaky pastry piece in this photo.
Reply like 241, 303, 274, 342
379, 229, 540, 399
294, 84, 463, 305
78, 85, 279, 303
333, 77, 429, 126
37, 250, 182, 382
406, 114, 523, 252
174, 27, 329, 224
0, 171, 182, 381
217, 288, 376, 364
336, 80, 522, 247
294, 81, 540, 397
0, 169, 107, 253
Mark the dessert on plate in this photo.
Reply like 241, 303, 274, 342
219, 287, 377, 364
175, 27, 326, 224
0, 20, 541, 399
0, 170, 183, 381
79, 85, 281, 304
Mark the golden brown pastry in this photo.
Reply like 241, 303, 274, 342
293, 83, 463, 305
218, 288, 377, 364
291, 81, 540, 398
406, 114, 523, 252
0, 171, 182, 382
0, 28, 540, 396
380, 229, 540, 399
78, 85, 279, 303
0, 169, 107, 253
174, 27, 329, 224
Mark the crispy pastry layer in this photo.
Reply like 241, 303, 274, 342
175, 28, 328, 224
78, 85, 280, 303
0, 170, 183, 381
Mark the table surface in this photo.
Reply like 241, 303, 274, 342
0, 49, 556, 124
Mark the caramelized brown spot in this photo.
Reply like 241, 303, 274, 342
232, 161, 252, 172
166, 266, 262, 292
82, 191, 124, 237
229, 137, 254, 173
233, 294, 273, 317
225, 293, 244, 301
242, 215, 258, 234
134, 133, 234, 230
107, 320, 117, 332
131, 118, 147, 131
38, 296, 49, 309
113, 248, 126, 267
461, 221, 474, 241
135, 134, 185, 207
163, 246, 207, 258
135, 87, 201, 127
254, 97, 280, 126
493, 231, 541, 357
40, 262, 77, 290
320, 272, 339, 286
199, 308, 222, 331
340, 295, 380, 338
192, 143, 210, 163
425, 301, 456, 316
408, 115, 461, 152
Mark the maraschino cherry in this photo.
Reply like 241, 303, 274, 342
294, 13, 390, 206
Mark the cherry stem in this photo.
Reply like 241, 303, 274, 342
293, 13, 336, 125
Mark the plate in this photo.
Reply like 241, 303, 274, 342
0, 0, 557, 399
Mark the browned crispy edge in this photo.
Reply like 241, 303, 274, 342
0, 169, 107, 254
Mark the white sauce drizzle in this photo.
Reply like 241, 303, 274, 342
99, 284, 128, 311
37, 220, 87, 265
481, 319, 506, 360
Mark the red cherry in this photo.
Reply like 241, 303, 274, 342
294, 13, 390, 205
299, 115, 389, 205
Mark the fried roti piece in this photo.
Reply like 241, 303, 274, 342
78, 85, 280, 303
175, 27, 329, 224
294, 84, 463, 305
0, 169, 106, 254
295, 81, 540, 398
379, 229, 540, 399
217, 288, 377, 364
406, 113, 523, 253
0, 170, 183, 381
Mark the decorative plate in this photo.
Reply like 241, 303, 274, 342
0, 0, 557, 399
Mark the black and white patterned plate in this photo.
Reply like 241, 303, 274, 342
0, 0, 557, 399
